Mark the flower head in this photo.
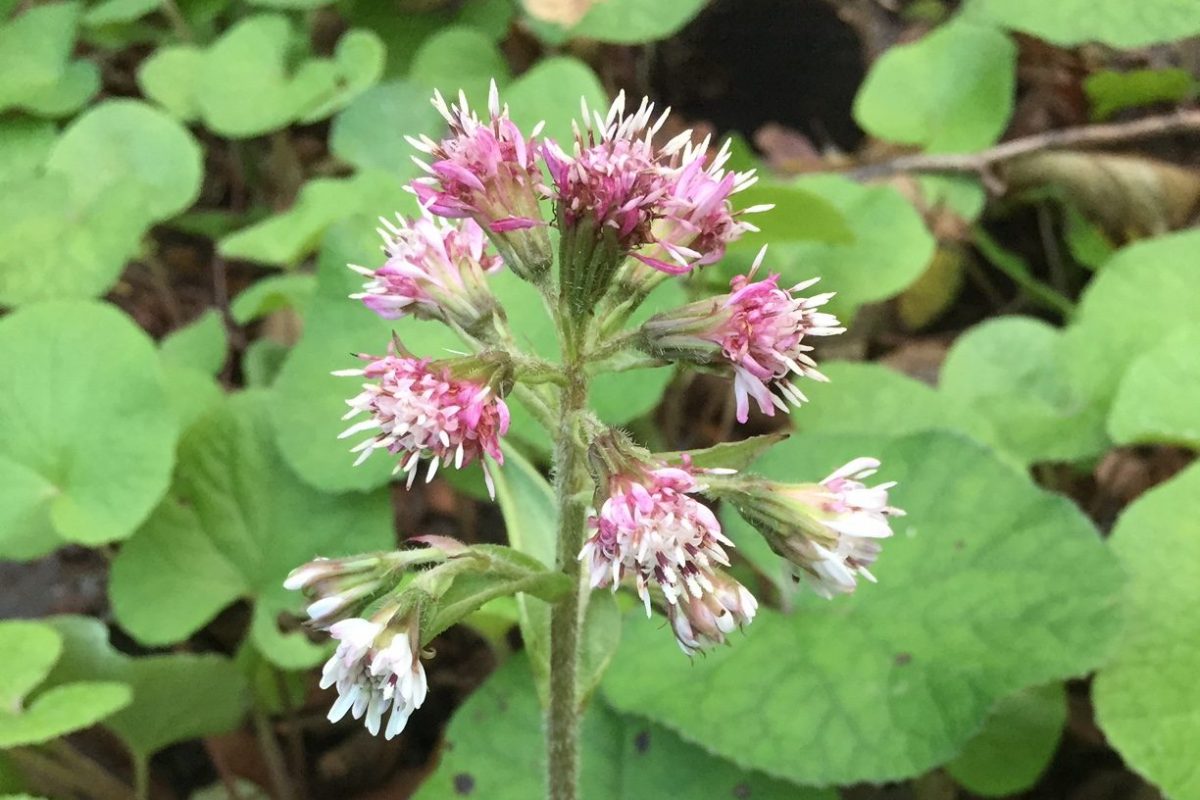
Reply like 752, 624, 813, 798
320, 617, 428, 740
335, 344, 511, 497
632, 136, 765, 276
350, 214, 502, 334
710, 457, 904, 599
640, 247, 845, 423
408, 82, 551, 281
579, 434, 756, 653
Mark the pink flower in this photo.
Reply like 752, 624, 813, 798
544, 91, 683, 254
350, 214, 501, 332
640, 247, 845, 423
579, 454, 756, 653
335, 348, 510, 497
409, 83, 545, 232
407, 82, 551, 281
633, 136, 766, 275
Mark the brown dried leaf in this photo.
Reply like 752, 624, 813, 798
1002, 151, 1200, 238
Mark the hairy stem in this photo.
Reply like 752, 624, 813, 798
546, 341, 592, 800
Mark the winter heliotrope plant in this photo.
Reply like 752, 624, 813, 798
285, 82, 904, 800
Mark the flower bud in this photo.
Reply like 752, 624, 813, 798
667, 570, 758, 656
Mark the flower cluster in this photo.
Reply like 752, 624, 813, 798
335, 344, 511, 497
288, 81, 906, 744
580, 435, 757, 653
640, 247, 845, 422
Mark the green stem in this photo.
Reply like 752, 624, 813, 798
253, 707, 295, 800
546, 337, 592, 800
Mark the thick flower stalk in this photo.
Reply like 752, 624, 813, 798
640, 247, 845, 422
408, 82, 551, 282
580, 435, 756, 653
708, 457, 905, 598
350, 213, 502, 335
335, 343, 512, 497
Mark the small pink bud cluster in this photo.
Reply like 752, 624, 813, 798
335, 347, 510, 498
579, 448, 756, 654
351, 214, 501, 333
409, 84, 547, 236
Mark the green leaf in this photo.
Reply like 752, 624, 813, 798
109, 392, 395, 667
270, 220, 462, 492
219, 171, 406, 268
1062, 228, 1200, 424
243, 339, 291, 389
413, 654, 833, 800
745, 175, 935, 319
0, 101, 203, 305
160, 309, 228, 376
946, 684, 1067, 797
82, 0, 161, 27
139, 15, 384, 137
728, 182, 854, 248
410, 26, 511, 107
230, 273, 316, 325
47, 99, 203, 220
577, 590, 621, 704
0, 621, 62, 710
0, 2, 97, 116
964, 0, 1200, 47
0, 301, 177, 558
1094, 462, 1200, 800
1085, 68, 1196, 121
1108, 324, 1200, 448
564, 0, 707, 44
161, 363, 224, 431
666, 433, 790, 472
41, 616, 247, 759
503, 56, 606, 145
491, 445, 556, 692
330, 79, 444, 176
940, 316, 1108, 463
604, 431, 1123, 785
0, 683, 131, 749
793, 361, 990, 444
854, 19, 1016, 153
0, 117, 56, 183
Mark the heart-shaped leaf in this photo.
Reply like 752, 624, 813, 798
1108, 324, 1200, 448
0, 301, 177, 559
1094, 462, 1200, 800
40, 616, 248, 760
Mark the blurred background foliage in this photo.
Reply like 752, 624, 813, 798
0, 0, 1198, 798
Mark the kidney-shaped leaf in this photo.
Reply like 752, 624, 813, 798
42, 616, 248, 760
1108, 324, 1200, 449
109, 391, 395, 668
964, 0, 1200, 48
0, 301, 177, 559
1094, 462, 1200, 800
854, 19, 1016, 153
604, 431, 1123, 786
